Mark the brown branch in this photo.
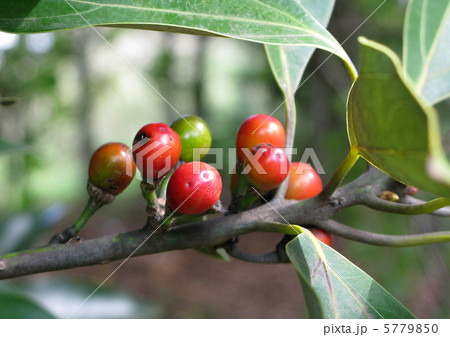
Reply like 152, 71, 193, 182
1, 167, 449, 279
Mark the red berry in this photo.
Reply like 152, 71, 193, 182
236, 114, 285, 163
167, 162, 222, 215
243, 143, 290, 192
285, 162, 322, 200
88, 142, 136, 195
310, 228, 333, 247
132, 123, 181, 181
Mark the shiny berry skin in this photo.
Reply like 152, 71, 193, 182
236, 114, 285, 163
132, 123, 181, 181
167, 162, 222, 215
285, 162, 322, 200
171, 115, 212, 162
88, 142, 136, 195
310, 228, 333, 247
244, 143, 290, 192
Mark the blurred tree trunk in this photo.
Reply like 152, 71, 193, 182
75, 31, 93, 164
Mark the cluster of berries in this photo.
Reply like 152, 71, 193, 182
87, 113, 332, 245
88, 115, 220, 215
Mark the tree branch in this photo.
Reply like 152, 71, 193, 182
313, 219, 450, 247
0, 208, 301, 279
1, 167, 448, 280
362, 194, 450, 216
399, 195, 450, 217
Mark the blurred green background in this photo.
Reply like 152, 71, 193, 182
0, 0, 448, 318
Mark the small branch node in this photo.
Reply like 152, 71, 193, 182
378, 190, 400, 202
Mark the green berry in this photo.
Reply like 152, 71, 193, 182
171, 115, 212, 162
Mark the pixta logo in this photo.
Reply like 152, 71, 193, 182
126, 145, 325, 181
127, 138, 174, 183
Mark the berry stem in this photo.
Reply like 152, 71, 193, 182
47, 197, 101, 245
234, 163, 248, 196
229, 163, 250, 213
142, 184, 159, 209
145, 191, 159, 211
140, 181, 163, 230
320, 147, 359, 201
160, 214, 175, 228
72, 198, 102, 233
156, 170, 173, 200
238, 188, 260, 211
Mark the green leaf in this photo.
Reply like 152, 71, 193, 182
347, 37, 450, 197
286, 231, 415, 319
403, 0, 450, 104
265, 0, 336, 96
0, 0, 352, 67
0, 287, 55, 318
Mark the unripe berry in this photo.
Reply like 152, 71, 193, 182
167, 162, 222, 215
171, 115, 212, 162
88, 142, 135, 195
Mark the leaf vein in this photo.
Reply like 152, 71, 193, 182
416, 0, 450, 92
66, 0, 311, 34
